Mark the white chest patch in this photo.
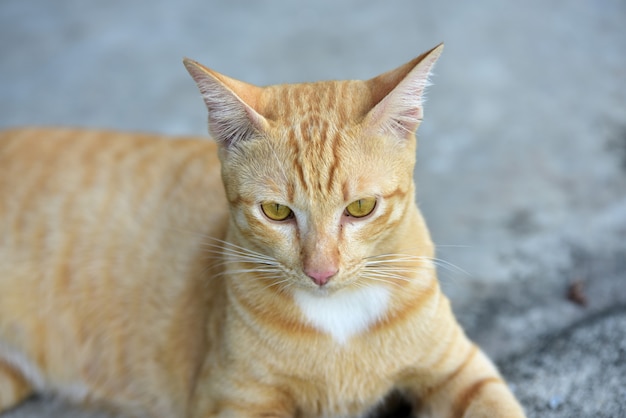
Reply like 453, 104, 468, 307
293, 285, 391, 344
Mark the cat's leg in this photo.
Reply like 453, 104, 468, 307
206, 407, 291, 418
193, 379, 296, 418
200, 401, 295, 418
401, 298, 525, 418
0, 358, 33, 412
414, 344, 525, 418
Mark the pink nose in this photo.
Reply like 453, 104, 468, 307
305, 268, 337, 286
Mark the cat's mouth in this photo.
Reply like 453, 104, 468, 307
291, 269, 365, 296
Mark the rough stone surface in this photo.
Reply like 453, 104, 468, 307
500, 306, 626, 418
1, 0, 625, 416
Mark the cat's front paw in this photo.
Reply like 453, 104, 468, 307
454, 378, 525, 418
0, 360, 33, 414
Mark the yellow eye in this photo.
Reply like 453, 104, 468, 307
345, 197, 377, 218
261, 202, 293, 221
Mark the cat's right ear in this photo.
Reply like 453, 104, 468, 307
363, 43, 443, 141
183, 58, 268, 148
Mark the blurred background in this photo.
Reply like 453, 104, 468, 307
1, 1, 625, 417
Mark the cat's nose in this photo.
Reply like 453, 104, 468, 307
305, 268, 337, 286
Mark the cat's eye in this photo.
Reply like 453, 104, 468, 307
261, 202, 293, 221
345, 197, 377, 218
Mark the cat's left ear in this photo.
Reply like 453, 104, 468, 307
183, 58, 268, 148
364, 43, 443, 140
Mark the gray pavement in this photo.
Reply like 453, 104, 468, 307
1, 0, 625, 417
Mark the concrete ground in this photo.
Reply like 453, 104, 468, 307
1, 0, 625, 416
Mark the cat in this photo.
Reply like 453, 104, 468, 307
0, 43, 525, 418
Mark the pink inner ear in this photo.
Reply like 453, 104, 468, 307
184, 58, 268, 147
366, 87, 424, 139
364, 44, 443, 139
370, 69, 431, 138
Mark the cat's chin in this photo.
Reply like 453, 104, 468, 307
305, 285, 333, 297
292, 285, 391, 344
288, 283, 334, 298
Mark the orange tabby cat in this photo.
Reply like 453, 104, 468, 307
0, 44, 525, 417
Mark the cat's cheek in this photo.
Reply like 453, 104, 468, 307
231, 209, 277, 248
246, 209, 300, 261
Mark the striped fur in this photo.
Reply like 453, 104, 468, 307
0, 44, 525, 417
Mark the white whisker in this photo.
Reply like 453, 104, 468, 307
261, 277, 293, 292
359, 274, 404, 288
362, 272, 411, 283
202, 244, 276, 263
430, 258, 470, 276
195, 237, 295, 291
363, 251, 470, 278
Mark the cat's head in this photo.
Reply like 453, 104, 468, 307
185, 44, 442, 294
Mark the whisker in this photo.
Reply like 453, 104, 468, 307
198, 238, 282, 269
430, 258, 471, 277
217, 267, 281, 276
202, 245, 276, 263
201, 238, 275, 259
358, 274, 404, 288
364, 268, 424, 276
205, 238, 266, 256
261, 277, 293, 292
188, 236, 291, 285
205, 255, 279, 267
362, 268, 413, 279
364, 251, 470, 278
360, 271, 413, 282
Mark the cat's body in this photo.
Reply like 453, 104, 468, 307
0, 129, 227, 416
0, 45, 525, 417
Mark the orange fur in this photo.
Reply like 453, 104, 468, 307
0, 44, 525, 417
